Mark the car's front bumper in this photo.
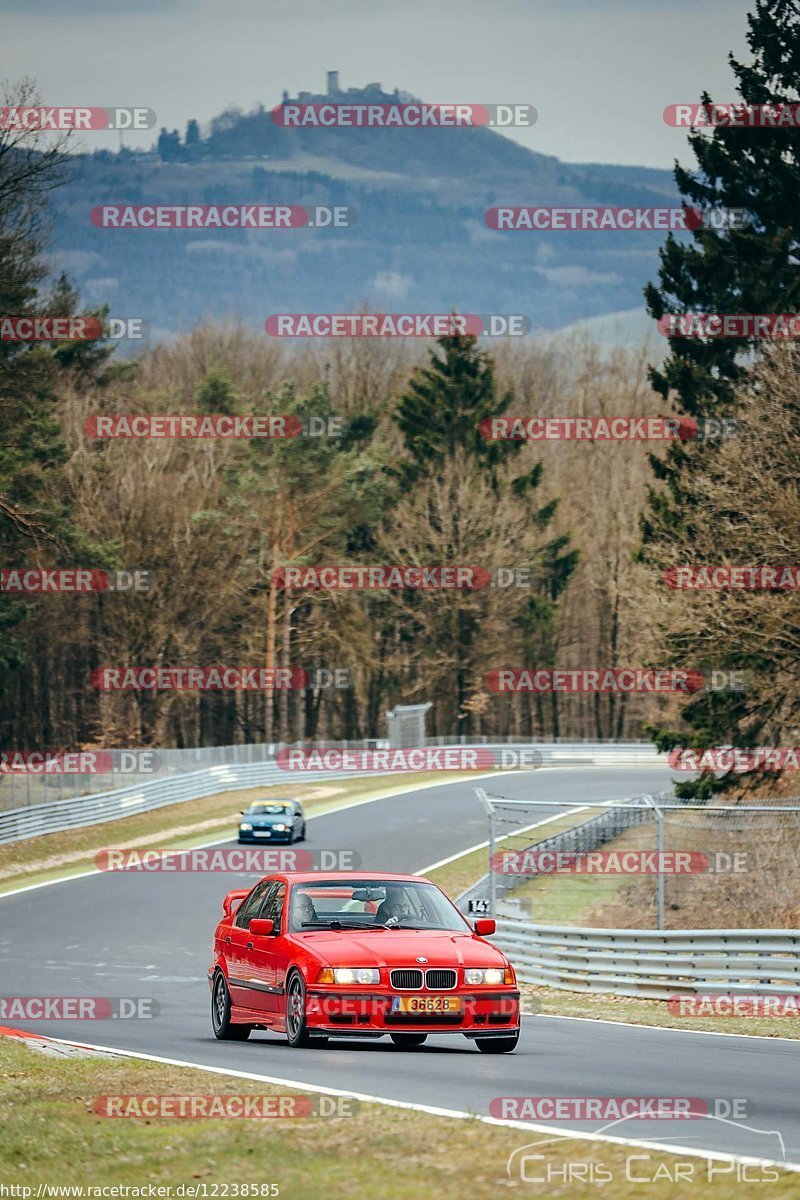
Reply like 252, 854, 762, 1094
305, 988, 520, 1036
237, 831, 292, 843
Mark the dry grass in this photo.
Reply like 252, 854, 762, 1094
1, 1035, 796, 1196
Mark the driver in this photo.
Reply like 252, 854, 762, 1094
376, 887, 413, 926
292, 892, 317, 927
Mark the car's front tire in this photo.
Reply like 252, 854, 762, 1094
298, 823, 306, 842
390, 1033, 427, 1048
475, 1032, 519, 1054
211, 971, 251, 1040
285, 971, 312, 1047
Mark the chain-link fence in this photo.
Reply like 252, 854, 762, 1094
466, 790, 800, 930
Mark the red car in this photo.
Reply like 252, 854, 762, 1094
208, 871, 520, 1053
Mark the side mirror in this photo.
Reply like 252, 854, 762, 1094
249, 918, 275, 937
474, 918, 496, 936
223, 889, 249, 917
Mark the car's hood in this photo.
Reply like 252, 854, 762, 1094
244, 816, 291, 826
290, 928, 508, 970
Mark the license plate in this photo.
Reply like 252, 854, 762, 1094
253, 830, 272, 837
391, 995, 462, 1014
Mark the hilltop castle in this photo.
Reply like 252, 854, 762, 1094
280, 72, 416, 105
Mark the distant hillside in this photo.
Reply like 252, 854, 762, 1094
50, 78, 679, 343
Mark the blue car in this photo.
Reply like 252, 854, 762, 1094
237, 798, 306, 844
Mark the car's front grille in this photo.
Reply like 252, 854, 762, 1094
425, 969, 457, 990
390, 969, 424, 990
390, 968, 458, 990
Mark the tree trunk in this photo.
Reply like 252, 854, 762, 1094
265, 561, 277, 744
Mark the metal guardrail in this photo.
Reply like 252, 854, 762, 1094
0, 760, 371, 845
0, 737, 660, 812
0, 742, 664, 845
493, 920, 800, 999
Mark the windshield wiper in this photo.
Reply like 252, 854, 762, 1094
300, 920, 374, 930
388, 924, 456, 931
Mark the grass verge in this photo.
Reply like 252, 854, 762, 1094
0, 1035, 795, 1196
523, 984, 800, 1040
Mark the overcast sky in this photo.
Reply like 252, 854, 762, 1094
4, 0, 754, 168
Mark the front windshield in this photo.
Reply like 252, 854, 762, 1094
288, 879, 471, 933
247, 802, 292, 816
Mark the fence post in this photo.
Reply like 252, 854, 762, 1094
475, 788, 498, 918
648, 794, 665, 931
488, 803, 497, 918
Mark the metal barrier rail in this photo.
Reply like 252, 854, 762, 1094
0, 742, 664, 845
0, 760, 375, 845
0, 739, 661, 812
493, 920, 800, 999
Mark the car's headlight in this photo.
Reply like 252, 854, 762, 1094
316, 967, 380, 985
464, 967, 506, 986
239, 823, 253, 831
272, 823, 288, 831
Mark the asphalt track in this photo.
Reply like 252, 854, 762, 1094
2, 765, 799, 1169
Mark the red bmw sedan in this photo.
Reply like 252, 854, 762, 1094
209, 872, 520, 1052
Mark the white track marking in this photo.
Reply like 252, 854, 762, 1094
0, 1026, 796, 1172
524, 1009, 800, 1044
